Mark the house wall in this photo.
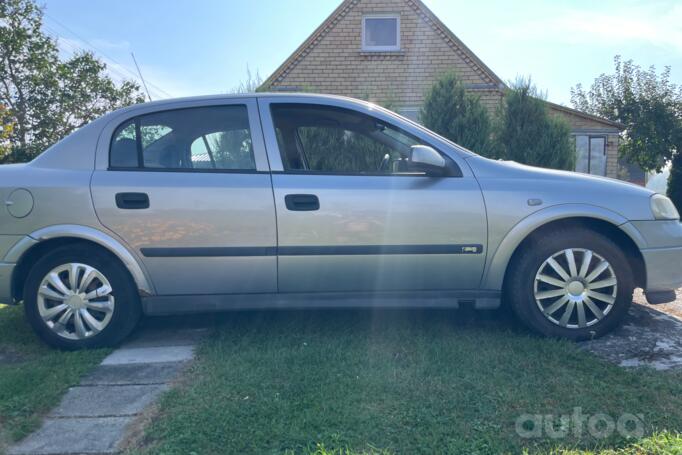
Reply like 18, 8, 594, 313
547, 107, 620, 179
268, 0, 499, 106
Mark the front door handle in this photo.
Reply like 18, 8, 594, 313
116, 192, 150, 210
285, 194, 319, 211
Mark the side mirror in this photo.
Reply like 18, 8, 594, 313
410, 145, 446, 175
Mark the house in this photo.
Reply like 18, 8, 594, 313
262, 0, 643, 183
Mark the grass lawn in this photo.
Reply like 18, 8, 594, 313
134, 308, 682, 455
0, 304, 109, 451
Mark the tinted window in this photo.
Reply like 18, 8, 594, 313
110, 105, 255, 171
271, 104, 440, 175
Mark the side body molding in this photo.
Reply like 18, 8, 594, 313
481, 204, 647, 291
5, 224, 155, 296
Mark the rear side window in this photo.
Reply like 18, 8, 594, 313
109, 105, 256, 171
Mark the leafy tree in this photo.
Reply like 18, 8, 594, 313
421, 72, 496, 156
571, 56, 682, 209
670, 151, 682, 210
0, 103, 12, 160
495, 78, 574, 170
0, 0, 145, 163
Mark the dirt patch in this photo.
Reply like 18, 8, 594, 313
0, 347, 30, 365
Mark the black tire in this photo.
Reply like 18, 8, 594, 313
505, 228, 634, 341
23, 244, 141, 350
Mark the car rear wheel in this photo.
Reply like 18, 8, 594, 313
23, 245, 141, 349
506, 228, 634, 340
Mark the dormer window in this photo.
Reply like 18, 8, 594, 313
362, 14, 400, 51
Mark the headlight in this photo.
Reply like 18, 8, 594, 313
650, 194, 680, 220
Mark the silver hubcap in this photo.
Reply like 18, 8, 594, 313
534, 248, 618, 329
37, 263, 115, 340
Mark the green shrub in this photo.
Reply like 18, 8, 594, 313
420, 72, 497, 157
495, 78, 575, 170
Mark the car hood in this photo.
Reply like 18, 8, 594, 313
464, 155, 656, 221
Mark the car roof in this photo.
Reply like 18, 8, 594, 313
106, 92, 373, 118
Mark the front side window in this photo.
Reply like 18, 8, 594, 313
271, 103, 449, 175
362, 15, 400, 51
575, 135, 606, 176
110, 105, 256, 171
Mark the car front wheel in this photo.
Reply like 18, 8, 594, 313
23, 245, 141, 349
506, 228, 634, 341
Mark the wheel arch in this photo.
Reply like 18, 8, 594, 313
483, 204, 647, 292
8, 225, 154, 302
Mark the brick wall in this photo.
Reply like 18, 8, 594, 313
269, 0, 497, 107
547, 106, 621, 178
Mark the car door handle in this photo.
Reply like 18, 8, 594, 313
115, 192, 150, 210
285, 194, 319, 211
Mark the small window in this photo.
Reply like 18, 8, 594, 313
110, 105, 256, 171
270, 103, 451, 176
362, 15, 400, 51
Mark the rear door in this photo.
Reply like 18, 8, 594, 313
91, 98, 277, 296
258, 97, 488, 293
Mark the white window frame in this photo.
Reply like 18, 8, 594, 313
361, 14, 401, 52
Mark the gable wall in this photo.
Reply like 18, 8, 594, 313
269, 0, 496, 106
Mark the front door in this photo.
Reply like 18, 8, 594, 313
91, 99, 277, 295
259, 98, 487, 293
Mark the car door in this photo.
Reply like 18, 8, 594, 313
258, 96, 488, 293
91, 98, 277, 296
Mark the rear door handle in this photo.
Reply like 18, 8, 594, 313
285, 194, 319, 211
116, 192, 150, 210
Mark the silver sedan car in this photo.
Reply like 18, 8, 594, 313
1, 93, 681, 349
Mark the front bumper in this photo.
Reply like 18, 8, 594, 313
0, 262, 15, 304
630, 220, 682, 297
640, 247, 682, 291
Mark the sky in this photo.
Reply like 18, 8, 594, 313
41, 0, 682, 106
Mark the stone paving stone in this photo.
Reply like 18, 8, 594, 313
123, 327, 209, 348
101, 345, 195, 365
81, 362, 187, 386
8, 417, 130, 455
51, 384, 168, 418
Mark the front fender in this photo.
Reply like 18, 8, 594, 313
480, 204, 646, 291
5, 224, 154, 296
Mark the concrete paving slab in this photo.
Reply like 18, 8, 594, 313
80, 362, 187, 386
101, 345, 195, 365
8, 417, 130, 455
51, 384, 168, 418
122, 327, 209, 348
580, 301, 682, 370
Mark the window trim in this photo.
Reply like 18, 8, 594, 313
269, 103, 462, 178
108, 104, 257, 173
361, 14, 401, 52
